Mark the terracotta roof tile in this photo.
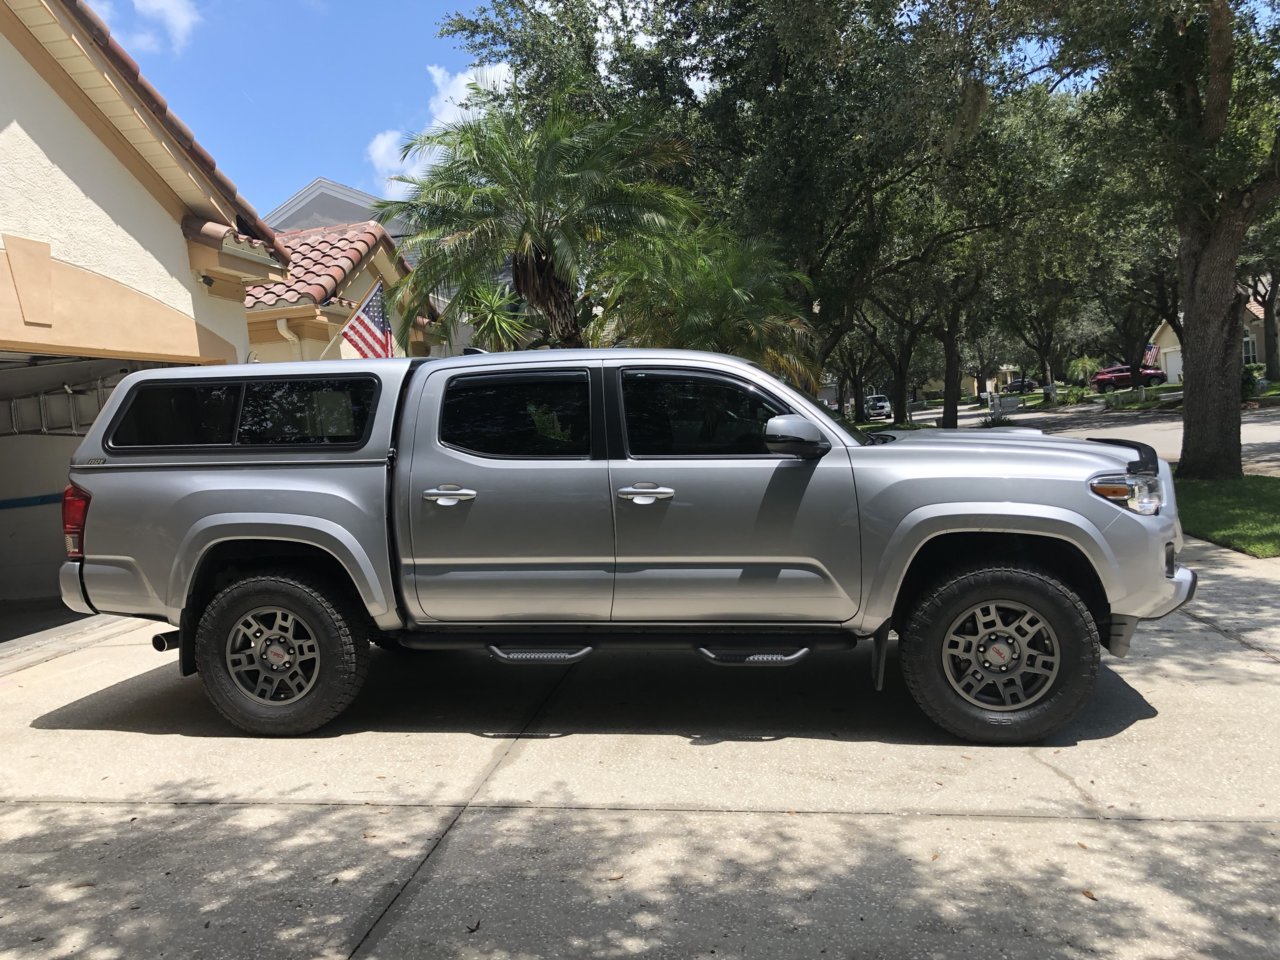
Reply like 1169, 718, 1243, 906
244, 221, 392, 309
1247, 298, 1266, 320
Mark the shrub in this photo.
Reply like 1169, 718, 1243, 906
979, 412, 1013, 428
1243, 362, 1265, 400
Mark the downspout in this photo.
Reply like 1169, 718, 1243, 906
276, 318, 302, 360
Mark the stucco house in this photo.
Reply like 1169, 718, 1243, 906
243, 220, 436, 361
1151, 302, 1268, 384
0, 0, 286, 600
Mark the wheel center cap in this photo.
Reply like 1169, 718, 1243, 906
263, 642, 288, 666
987, 640, 1013, 667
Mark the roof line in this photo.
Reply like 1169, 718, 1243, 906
51, 0, 289, 265
263, 177, 385, 228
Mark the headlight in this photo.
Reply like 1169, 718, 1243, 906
1090, 474, 1163, 515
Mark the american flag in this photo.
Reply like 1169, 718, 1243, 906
1142, 343, 1159, 367
341, 282, 393, 358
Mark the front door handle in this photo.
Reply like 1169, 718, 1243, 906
617, 484, 675, 505
423, 485, 477, 506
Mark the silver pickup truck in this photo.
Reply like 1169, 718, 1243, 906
59, 350, 1195, 742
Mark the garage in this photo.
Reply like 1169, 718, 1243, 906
0, 353, 167, 601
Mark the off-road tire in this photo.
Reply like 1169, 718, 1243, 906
899, 565, 1100, 745
194, 571, 370, 736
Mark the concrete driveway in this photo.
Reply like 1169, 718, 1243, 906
2, 539, 1278, 959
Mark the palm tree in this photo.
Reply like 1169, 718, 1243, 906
592, 226, 819, 387
376, 89, 695, 348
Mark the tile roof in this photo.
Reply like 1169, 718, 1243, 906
244, 221, 394, 309
1247, 298, 1266, 320
49, 0, 288, 264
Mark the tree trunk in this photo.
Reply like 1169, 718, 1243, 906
1264, 278, 1280, 382
939, 308, 962, 430
891, 364, 911, 426
851, 372, 867, 423
1177, 215, 1249, 479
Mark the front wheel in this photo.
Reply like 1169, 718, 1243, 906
194, 571, 370, 735
898, 565, 1100, 744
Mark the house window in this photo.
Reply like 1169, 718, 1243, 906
1244, 331, 1259, 366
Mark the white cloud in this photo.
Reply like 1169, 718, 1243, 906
132, 0, 201, 52
92, 0, 118, 23
91, 0, 201, 54
366, 63, 511, 198
123, 29, 162, 53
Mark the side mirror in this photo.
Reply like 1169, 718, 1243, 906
764, 414, 831, 460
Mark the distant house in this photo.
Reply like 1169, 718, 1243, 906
264, 179, 471, 354
1151, 303, 1267, 383
265, 178, 412, 247
0, 0, 287, 600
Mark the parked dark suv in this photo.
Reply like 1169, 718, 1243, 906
1002, 378, 1039, 394
1091, 365, 1167, 393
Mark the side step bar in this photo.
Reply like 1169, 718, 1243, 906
697, 646, 810, 666
487, 645, 594, 665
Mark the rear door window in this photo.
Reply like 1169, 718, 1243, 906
440, 371, 591, 458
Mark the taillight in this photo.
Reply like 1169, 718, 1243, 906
62, 483, 90, 559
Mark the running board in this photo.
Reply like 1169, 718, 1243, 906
487, 645, 594, 665
697, 646, 810, 666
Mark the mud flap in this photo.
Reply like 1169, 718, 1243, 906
872, 622, 891, 691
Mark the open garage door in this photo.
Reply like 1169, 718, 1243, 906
0, 353, 168, 601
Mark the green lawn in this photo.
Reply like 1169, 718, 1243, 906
1176, 475, 1280, 559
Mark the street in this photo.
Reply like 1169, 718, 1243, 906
1, 539, 1277, 959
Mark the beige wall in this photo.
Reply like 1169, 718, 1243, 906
0, 30, 246, 361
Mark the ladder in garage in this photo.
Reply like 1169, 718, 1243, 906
0, 376, 119, 437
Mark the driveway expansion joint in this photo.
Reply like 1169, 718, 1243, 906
1177, 607, 1280, 664
343, 663, 579, 960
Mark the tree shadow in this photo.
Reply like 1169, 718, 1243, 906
1, 779, 1276, 960
31, 643, 1157, 747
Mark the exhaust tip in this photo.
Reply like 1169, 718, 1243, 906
152, 631, 179, 653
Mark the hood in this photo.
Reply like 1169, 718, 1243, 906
867, 427, 1158, 476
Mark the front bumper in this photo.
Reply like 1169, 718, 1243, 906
1106, 565, 1197, 658
1147, 564, 1198, 620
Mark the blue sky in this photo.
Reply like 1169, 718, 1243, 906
87, 0, 499, 215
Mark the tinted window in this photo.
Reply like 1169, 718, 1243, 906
441, 372, 590, 457
237, 378, 377, 446
111, 383, 239, 447
622, 370, 788, 456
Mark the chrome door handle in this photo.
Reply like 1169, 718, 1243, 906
423, 486, 477, 506
617, 485, 675, 505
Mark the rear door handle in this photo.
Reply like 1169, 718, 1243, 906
423, 486, 477, 506
617, 485, 675, 505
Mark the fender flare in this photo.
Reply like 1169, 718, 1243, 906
860, 502, 1120, 629
167, 514, 391, 621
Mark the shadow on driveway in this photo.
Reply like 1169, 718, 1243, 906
30, 644, 1156, 748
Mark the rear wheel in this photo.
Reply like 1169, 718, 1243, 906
1145, 377, 1161, 388
194, 571, 370, 735
898, 565, 1099, 744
